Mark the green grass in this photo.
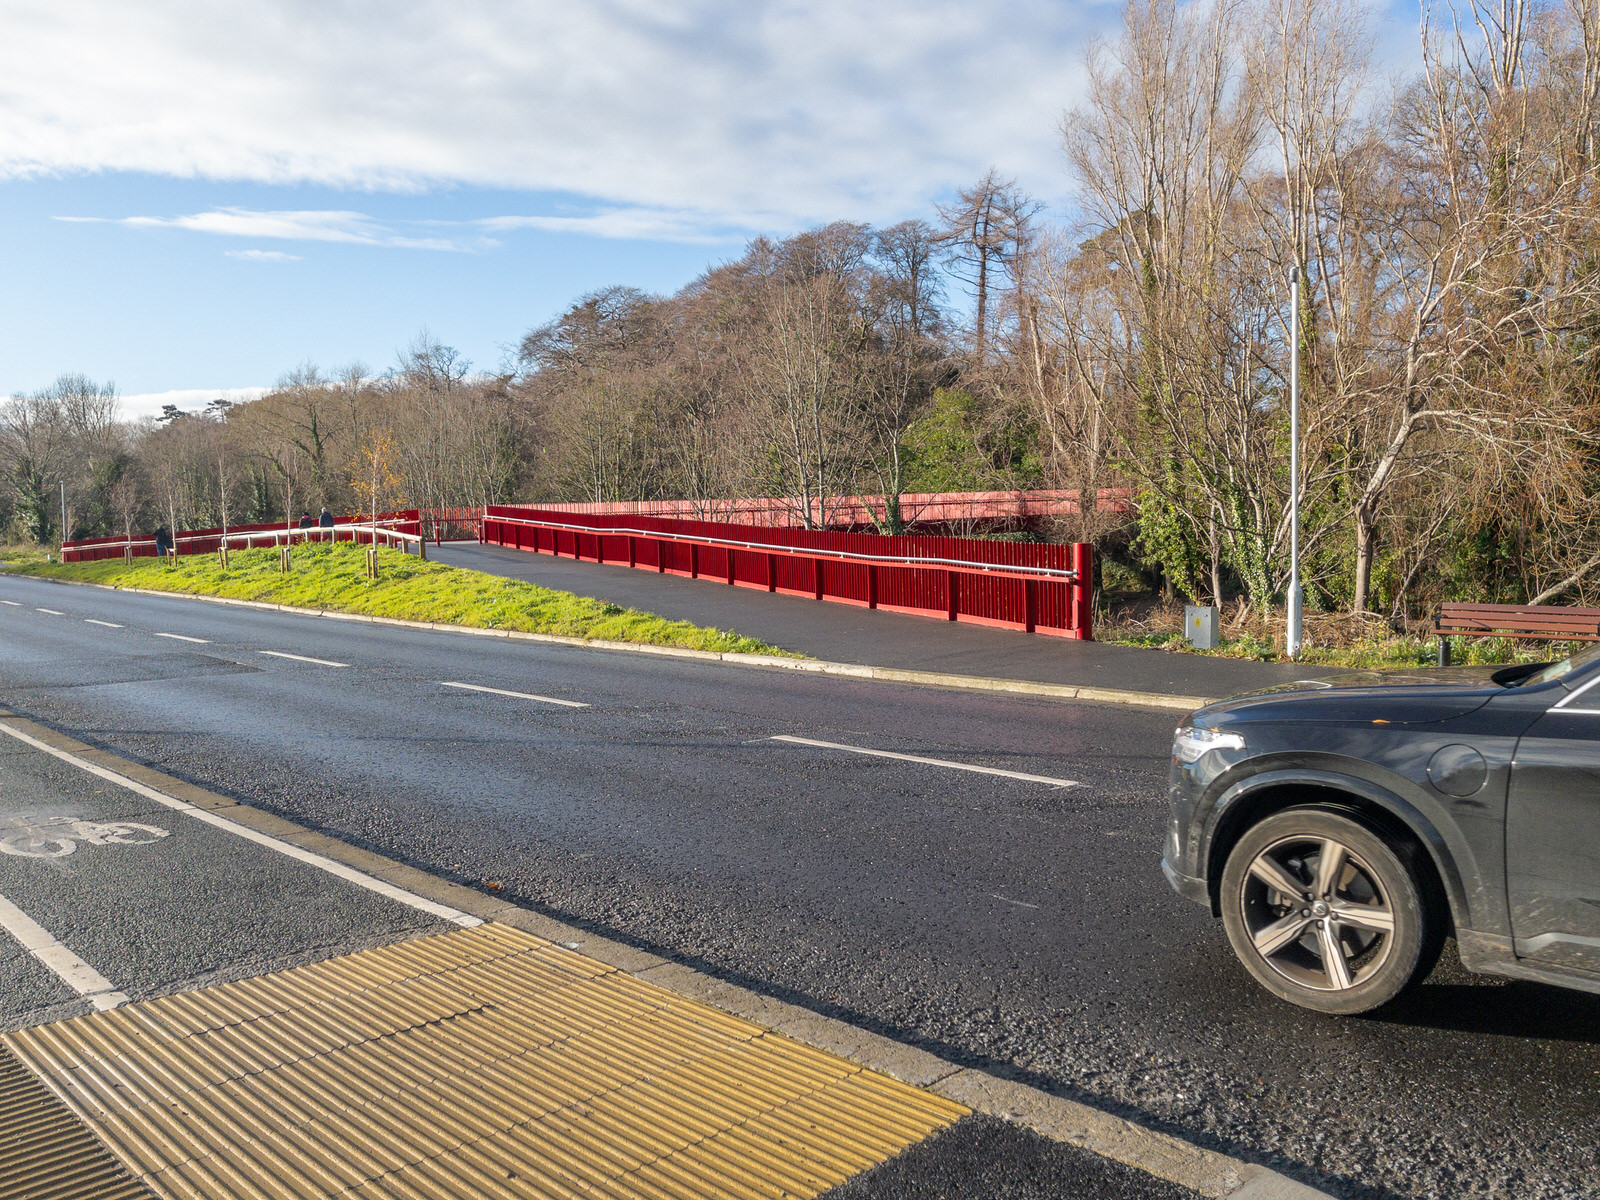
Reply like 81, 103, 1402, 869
0, 543, 55, 568
1105, 628, 1579, 671
4, 542, 794, 657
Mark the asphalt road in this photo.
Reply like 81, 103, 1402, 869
0, 574, 1595, 1200
0, 704, 1183, 1200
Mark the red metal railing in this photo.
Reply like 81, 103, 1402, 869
523, 489, 1130, 531
424, 490, 1131, 542
62, 511, 423, 562
482, 506, 1093, 639
423, 507, 485, 543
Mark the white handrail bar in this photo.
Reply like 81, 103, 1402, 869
196, 521, 423, 548
485, 513, 1080, 582
67, 520, 423, 556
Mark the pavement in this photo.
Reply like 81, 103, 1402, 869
432, 542, 1322, 703
0, 569, 1594, 1200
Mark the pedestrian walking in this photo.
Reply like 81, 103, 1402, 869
153, 526, 173, 557
318, 506, 334, 528
298, 511, 314, 529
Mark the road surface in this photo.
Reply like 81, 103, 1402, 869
0, 573, 1594, 1199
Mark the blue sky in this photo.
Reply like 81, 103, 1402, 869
1, 0, 1424, 420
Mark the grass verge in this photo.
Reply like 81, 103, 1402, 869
0, 543, 55, 568
1100, 628, 1577, 669
1100, 600, 1580, 670
4, 542, 795, 657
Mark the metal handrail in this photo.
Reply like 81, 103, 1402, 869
195, 521, 423, 548
68, 520, 422, 556
485, 513, 1079, 582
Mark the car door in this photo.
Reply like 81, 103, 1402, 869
1507, 673, 1600, 975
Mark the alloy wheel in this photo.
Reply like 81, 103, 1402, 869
1238, 834, 1397, 992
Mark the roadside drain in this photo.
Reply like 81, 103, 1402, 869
0, 1037, 152, 1200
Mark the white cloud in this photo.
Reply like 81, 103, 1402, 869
472, 209, 748, 244
119, 387, 268, 422
60, 204, 753, 250
61, 208, 467, 250
1, 1, 1117, 231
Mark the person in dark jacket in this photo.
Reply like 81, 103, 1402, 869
297, 511, 314, 529
153, 527, 172, 557
318, 507, 334, 528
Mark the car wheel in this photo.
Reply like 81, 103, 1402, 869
1219, 807, 1440, 1015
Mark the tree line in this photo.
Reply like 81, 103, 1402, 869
5, 0, 1599, 621
0, 341, 526, 550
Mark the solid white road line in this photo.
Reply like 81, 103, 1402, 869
0, 891, 129, 1011
260, 650, 350, 668
154, 632, 209, 644
0, 720, 481, 929
36, 608, 64, 615
769, 734, 1080, 788
439, 681, 589, 708
84, 619, 123, 628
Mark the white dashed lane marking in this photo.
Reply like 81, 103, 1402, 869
769, 735, 1081, 788
154, 633, 209, 644
35, 608, 64, 615
0, 600, 22, 606
84, 619, 123, 628
260, 651, 349, 668
439, 681, 589, 708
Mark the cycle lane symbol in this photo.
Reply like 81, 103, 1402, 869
0, 816, 171, 859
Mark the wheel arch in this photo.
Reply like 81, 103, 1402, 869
1202, 772, 1468, 934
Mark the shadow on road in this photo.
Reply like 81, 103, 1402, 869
1373, 979, 1600, 1044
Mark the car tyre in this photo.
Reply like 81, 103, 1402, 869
1219, 806, 1441, 1015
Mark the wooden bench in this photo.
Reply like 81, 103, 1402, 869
1434, 602, 1600, 665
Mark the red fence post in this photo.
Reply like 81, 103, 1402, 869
867, 565, 878, 610
726, 549, 735, 586
767, 553, 777, 593
813, 559, 824, 600
690, 544, 699, 579
657, 540, 667, 573
947, 571, 959, 621
1070, 542, 1093, 640
1024, 578, 1038, 634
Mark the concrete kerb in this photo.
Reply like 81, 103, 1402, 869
23, 576, 1216, 713
0, 709, 1332, 1200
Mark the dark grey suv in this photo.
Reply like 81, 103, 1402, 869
1164, 644, 1600, 1014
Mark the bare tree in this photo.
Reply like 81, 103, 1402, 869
936, 171, 1040, 365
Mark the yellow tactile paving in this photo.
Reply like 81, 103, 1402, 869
1, 924, 967, 1199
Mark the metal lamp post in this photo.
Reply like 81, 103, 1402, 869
58, 481, 67, 554
1286, 268, 1304, 658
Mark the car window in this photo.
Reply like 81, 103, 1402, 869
1517, 642, 1600, 687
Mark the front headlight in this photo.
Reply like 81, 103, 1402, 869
1172, 724, 1246, 764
